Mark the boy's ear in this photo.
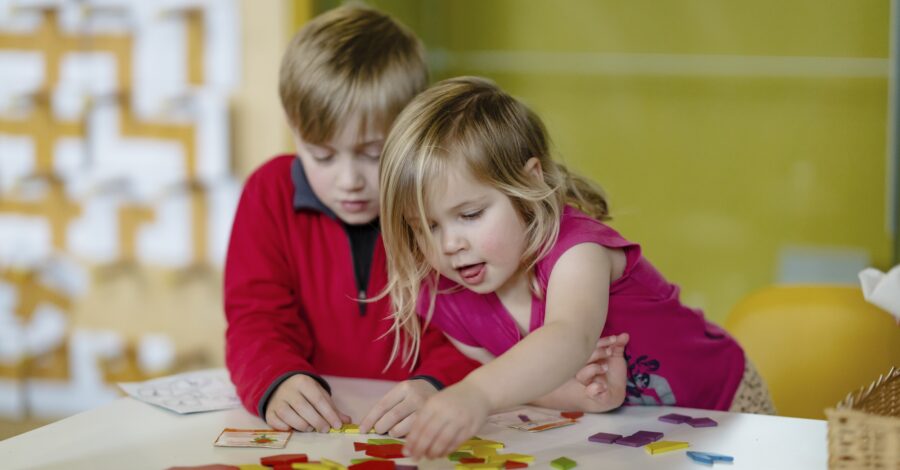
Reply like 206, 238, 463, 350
524, 157, 543, 181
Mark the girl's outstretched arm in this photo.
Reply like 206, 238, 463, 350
404, 243, 615, 459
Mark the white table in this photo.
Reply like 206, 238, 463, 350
0, 376, 827, 469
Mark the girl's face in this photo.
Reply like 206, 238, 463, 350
415, 162, 530, 297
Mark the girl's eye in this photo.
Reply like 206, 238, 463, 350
428, 222, 438, 233
461, 209, 483, 220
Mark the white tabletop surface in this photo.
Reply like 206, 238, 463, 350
0, 375, 827, 469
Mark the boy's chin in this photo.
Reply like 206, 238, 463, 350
335, 210, 379, 225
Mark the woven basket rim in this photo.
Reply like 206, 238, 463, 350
834, 366, 899, 412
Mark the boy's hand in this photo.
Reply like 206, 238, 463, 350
264, 374, 350, 433
359, 379, 438, 437
403, 381, 490, 460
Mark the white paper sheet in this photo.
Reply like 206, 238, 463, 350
118, 368, 240, 414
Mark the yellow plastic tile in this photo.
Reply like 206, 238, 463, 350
457, 439, 505, 451
473, 447, 498, 458
321, 458, 347, 470
645, 440, 690, 455
292, 463, 334, 470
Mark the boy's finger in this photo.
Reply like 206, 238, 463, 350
360, 388, 405, 434
266, 408, 291, 431
287, 396, 330, 432
305, 391, 345, 430
274, 406, 312, 432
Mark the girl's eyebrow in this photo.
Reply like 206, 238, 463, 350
446, 196, 486, 213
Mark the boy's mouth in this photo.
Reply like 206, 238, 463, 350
340, 200, 369, 213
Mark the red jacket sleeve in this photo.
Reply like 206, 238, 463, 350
224, 167, 317, 417
410, 323, 481, 388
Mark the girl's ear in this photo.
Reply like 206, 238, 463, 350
524, 157, 543, 181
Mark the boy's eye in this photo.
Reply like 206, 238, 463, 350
360, 144, 383, 159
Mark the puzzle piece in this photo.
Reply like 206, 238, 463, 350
658, 413, 692, 424
630, 431, 664, 442
560, 411, 583, 419
330, 424, 362, 434
686, 451, 734, 465
615, 435, 653, 447
645, 441, 690, 455
503, 462, 528, 469
321, 459, 348, 470
473, 447, 498, 458
454, 464, 502, 470
486, 453, 535, 464
347, 460, 396, 470
687, 418, 718, 428
354, 442, 369, 452
292, 463, 337, 470
449, 452, 473, 461
368, 438, 404, 445
365, 444, 404, 459
588, 432, 622, 444
238, 465, 270, 470
459, 458, 485, 463
550, 456, 576, 469
457, 439, 504, 451
261, 454, 309, 466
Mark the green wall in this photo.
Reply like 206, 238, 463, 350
312, 0, 894, 322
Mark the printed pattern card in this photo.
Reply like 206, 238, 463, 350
489, 407, 577, 432
213, 428, 292, 448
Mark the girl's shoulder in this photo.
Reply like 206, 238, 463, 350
557, 205, 637, 251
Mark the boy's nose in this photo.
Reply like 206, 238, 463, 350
337, 162, 365, 191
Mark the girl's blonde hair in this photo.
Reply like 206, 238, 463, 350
379, 76, 610, 368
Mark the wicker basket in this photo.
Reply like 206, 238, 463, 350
826, 366, 900, 469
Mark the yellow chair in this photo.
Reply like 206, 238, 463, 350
724, 285, 900, 419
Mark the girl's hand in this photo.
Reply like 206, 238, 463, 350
264, 374, 351, 432
403, 381, 490, 460
359, 379, 439, 437
575, 332, 630, 394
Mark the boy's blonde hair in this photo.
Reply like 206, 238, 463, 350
279, 4, 427, 143
379, 76, 610, 367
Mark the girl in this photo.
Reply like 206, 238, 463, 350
378, 77, 775, 459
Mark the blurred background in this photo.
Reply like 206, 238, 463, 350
0, 0, 897, 438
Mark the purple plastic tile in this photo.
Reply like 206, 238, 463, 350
588, 432, 622, 444
658, 413, 692, 424
687, 417, 718, 428
629, 431, 664, 442
395, 466, 419, 470
615, 435, 653, 447
518, 414, 531, 422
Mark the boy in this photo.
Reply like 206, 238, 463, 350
224, 5, 479, 437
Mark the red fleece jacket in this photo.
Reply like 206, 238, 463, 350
224, 155, 479, 417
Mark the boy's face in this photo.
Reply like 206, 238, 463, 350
293, 113, 384, 225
